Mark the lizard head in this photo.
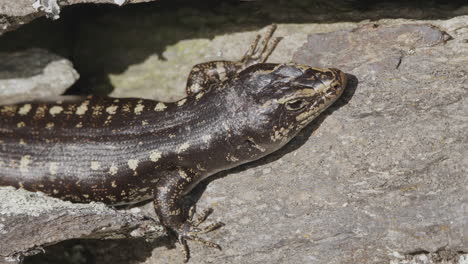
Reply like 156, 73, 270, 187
236, 63, 347, 151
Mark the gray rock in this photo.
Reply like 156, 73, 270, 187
0, 48, 79, 105
0, 187, 164, 264
0, 0, 156, 36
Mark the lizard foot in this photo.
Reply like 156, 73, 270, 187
240, 24, 282, 67
177, 206, 224, 262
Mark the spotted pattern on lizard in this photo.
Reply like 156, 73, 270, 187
0, 25, 347, 262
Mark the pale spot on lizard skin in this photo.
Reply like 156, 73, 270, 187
178, 168, 190, 180
150, 151, 162, 162
109, 163, 118, 175
195, 92, 205, 101
271, 127, 291, 142
122, 103, 132, 112
111, 181, 117, 188
76, 101, 89, 115
92, 105, 104, 116
177, 142, 190, 153
1, 105, 17, 117
190, 83, 202, 94
90, 161, 101, 170
64, 104, 76, 115
17, 122, 26, 128
134, 102, 144, 115
76, 122, 83, 128
106, 105, 119, 115
18, 104, 32, 116
226, 153, 239, 162
169, 208, 181, 216
19, 155, 31, 173
19, 139, 26, 145
34, 105, 47, 119
104, 115, 113, 125
141, 120, 149, 125
154, 102, 167, 111
49, 106, 63, 116
49, 162, 59, 175
46, 122, 54, 129
216, 62, 227, 81
128, 159, 139, 170
177, 98, 187, 106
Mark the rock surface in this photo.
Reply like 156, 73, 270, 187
0, 0, 155, 36
0, 187, 164, 264
0, 48, 79, 105
0, 1, 467, 264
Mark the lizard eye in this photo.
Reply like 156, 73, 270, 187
285, 99, 307, 111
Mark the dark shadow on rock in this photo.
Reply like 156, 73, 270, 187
23, 237, 171, 264
0, 49, 58, 80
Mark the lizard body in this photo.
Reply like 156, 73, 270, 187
0, 25, 346, 261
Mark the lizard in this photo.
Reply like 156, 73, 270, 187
0, 25, 347, 262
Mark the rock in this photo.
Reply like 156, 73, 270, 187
0, 0, 156, 36
0, 187, 165, 264
0, 49, 79, 105
389, 251, 468, 264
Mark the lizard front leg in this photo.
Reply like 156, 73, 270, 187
185, 24, 281, 96
186, 61, 240, 96
153, 168, 223, 262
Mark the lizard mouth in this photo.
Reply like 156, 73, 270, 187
330, 68, 347, 96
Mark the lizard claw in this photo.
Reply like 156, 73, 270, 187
240, 24, 282, 67
176, 207, 224, 262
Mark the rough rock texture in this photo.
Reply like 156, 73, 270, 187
0, 1, 467, 264
391, 252, 468, 264
0, 0, 155, 36
0, 49, 78, 105
0, 187, 164, 264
